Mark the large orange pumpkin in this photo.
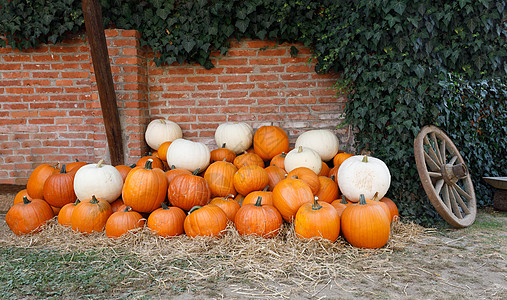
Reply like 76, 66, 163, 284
234, 196, 283, 238
204, 161, 238, 197
272, 178, 314, 222
6, 196, 55, 235
233, 165, 269, 196
295, 197, 340, 242
147, 203, 186, 237
184, 205, 228, 238
71, 195, 113, 234
253, 126, 290, 161
168, 169, 211, 211
43, 164, 76, 208
341, 194, 390, 249
123, 159, 168, 213
27, 163, 60, 200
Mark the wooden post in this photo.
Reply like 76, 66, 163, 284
82, 0, 124, 165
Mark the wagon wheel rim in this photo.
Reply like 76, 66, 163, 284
414, 125, 476, 228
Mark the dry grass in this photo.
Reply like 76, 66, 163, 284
0, 218, 426, 297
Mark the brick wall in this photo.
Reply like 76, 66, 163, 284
0, 29, 348, 185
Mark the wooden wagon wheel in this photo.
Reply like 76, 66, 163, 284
414, 125, 476, 228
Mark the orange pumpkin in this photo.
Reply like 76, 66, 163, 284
71, 195, 113, 234
66, 160, 88, 173
295, 197, 340, 242
318, 161, 330, 177
58, 199, 81, 227
6, 196, 55, 235
136, 155, 164, 170
332, 152, 354, 169
123, 159, 168, 213
233, 165, 269, 196
272, 178, 314, 222
13, 189, 32, 205
265, 165, 287, 191
105, 207, 145, 238
210, 143, 236, 163
43, 164, 76, 208
380, 197, 399, 223
331, 196, 350, 217
209, 194, 241, 221
204, 161, 238, 197
315, 175, 339, 204
269, 152, 287, 170
115, 164, 134, 183
27, 163, 60, 200
341, 194, 390, 249
242, 188, 273, 206
287, 167, 321, 195
168, 169, 211, 211
234, 196, 283, 238
110, 198, 126, 213
165, 165, 192, 185
184, 205, 228, 238
157, 141, 172, 161
233, 151, 265, 169
253, 125, 290, 161
147, 203, 186, 237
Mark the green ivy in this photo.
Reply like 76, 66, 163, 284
1, 0, 505, 225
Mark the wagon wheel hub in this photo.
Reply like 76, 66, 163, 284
441, 163, 468, 185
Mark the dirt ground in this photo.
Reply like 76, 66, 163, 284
0, 184, 505, 299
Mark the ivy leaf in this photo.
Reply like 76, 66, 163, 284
156, 8, 170, 20
235, 19, 249, 33
182, 38, 196, 53
393, 1, 407, 15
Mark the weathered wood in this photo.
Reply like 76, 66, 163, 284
82, 0, 124, 165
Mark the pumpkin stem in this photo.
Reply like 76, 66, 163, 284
188, 206, 202, 214
330, 174, 335, 181
97, 159, 104, 168
254, 196, 263, 207
73, 199, 81, 206
144, 159, 153, 170
371, 192, 379, 201
359, 194, 367, 205
340, 195, 349, 205
361, 155, 368, 163
124, 207, 131, 212
171, 165, 176, 170
22, 196, 31, 205
161, 202, 169, 210
291, 175, 299, 179
90, 195, 100, 204
60, 164, 67, 174
262, 185, 269, 191
221, 143, 226, 148
130, 163, 137, 168
224, 194, 235, 200
297, 146, 303, 153
311, 196, 322, 210
192, 168, 200, 175
281, 152, 286, 158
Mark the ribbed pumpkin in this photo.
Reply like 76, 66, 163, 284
318, 161, 330, 177
233, 151, 265, 169
184, 205, 228, 238
269, 152, 287, 170
58, 199, 81, 226
110, 198, 126, 213
13, 189, 32, 205
66, 160, 88, 173
380, 197, 399, 222
295, 197, 340, 242
105, 207, 145, 238
71, 195, 113, 234
234, 196, 283, 238
115, 164, 134, 183
332, 152, 354, 169
341, 194, 390, 249
315, 175, 339, 204
157, 141, 172, 162
233, 165, 269, 196
253, 125, 290, 161
209, 194, 241, 221
242, 188, 273, 206
168, 169, 211, 211
27, 163, 60, 200
165, 165, 192, 185
204, 161, 238, 197
272, 178, 314, 222
6, 196, 55, 235
147, 203, 186, 237
210, 143, 236, 163
122, 159, 168, 213
136, 155, 164, 170
287, 167, 321, 195
43, 165, 76, 208
265, 165, 287, 191
331, 196, 350, 217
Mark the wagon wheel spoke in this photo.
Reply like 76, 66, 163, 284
414, 125, 476, 228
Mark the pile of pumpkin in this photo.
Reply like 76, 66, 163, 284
6, 119, 399, 249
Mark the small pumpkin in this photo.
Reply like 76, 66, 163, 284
332, 152, 354, 169
253, 125, 290, 161
331, 196, 350, 217
284, 146, 322, 174
294, 129, 340, 161
204, 161, 238, 197
341, 194, 390, 249
269, 152, 287, 170
168, 169, 211, 211
66, 159, 88, 173
215, 122, 253, 154
43, 164, 77, 208
115, 164, 135, 183
6, 196, 55, 235
165, 165, 192, 185
210, 143, 236, 163
315, 175, 339, 204
110, 198, 127, 213
233, 151, 265, 169
337, 155, 391, 202
58, 199, 81, 227
71, 195, 113, 234
242, 187, 273, 206
233, 165, 269, 196
13, 189, 32, 205
265, 165, 287, 191
380, 197, 399, 222
318, 161, 330, 177
105, 207, 145, 238
184, 205, 228, 238
27, 163, 60, 200
295, 197, 340, 242
234, 196, 283, 238
145, 119, 182, 150
136, 155, 164, 170
157, 141, 173, 161
147, 203, 186, 237
287, 167, 321, 195
209, 194, 241, 221
166, 138, 211, 172
73, 159, 123, 203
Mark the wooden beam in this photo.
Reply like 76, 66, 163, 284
82, 0, 124, 165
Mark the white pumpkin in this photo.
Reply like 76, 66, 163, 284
166, 138, 210, 172
73, 159, 123, 203
295, 129, 339, 161
284, 146, 322, 174
337, 155, 391, 202
145, 119, 183, 150
215, 122, 253, 154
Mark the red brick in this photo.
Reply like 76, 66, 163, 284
225, 67, 254, 74
217, 58, 248, 66
50, 46, 79, 53
10, 111, 38, 118
288, 97, 318, 105
61, 71, 89, 78
226, 83, 255, 90
0, 80, 22, 86
0, 64, 22, 70
35, 87, 64, 94
218, 75, 248, 83
2, 72, 30, 79
23, 79, 52, 86
197, 114, 227, 123
61, 54, 89, 62
250, 74, 279, 81
247, 40, 278, 48
5, 87, 34, 94
23, 64, 51, 70
259, 66, 285, 73
2, 55, 32, 62
196, 84, 223, 91
165, 85, 195, 92
258, 49, 287, 56
33, 72, 60, 78
250, 90, 279, 98
257, 82, 287, 89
